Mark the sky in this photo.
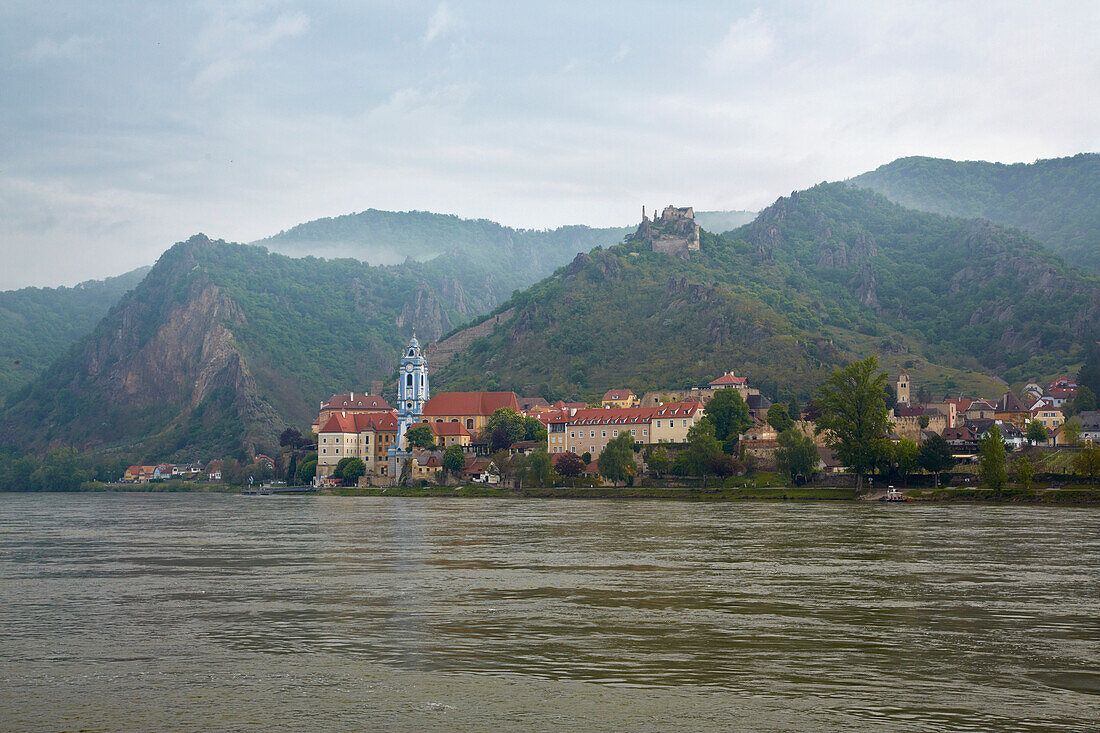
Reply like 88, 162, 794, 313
1, 1, 1097, 289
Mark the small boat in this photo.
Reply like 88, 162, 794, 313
883, 487, 910, 502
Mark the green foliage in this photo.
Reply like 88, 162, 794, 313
332, 457, 355, 480
442, 444, 465, 475
852, 154, 1100, 273
296, 458, 317, 485
404, 424, 437, 450
644, 445, 670, 477
486, 408, 527, 446
814, 356, 892, 488
1061, 418, 1082, 447
597, 431, 636, 485
1071, 447, 1100, 481
1026, 420, 1049, 445
1078, 341, 1100, 397
706, 389, 754, 447
767, 404, 794, 432
775, 428, 817, 482
917, 434, 955, 488
519, 448, 554, 488
1068, 385, 1097, 416
339, 458, 366, 485
893, 439, 920, 484
554, 451, 586, 483
1013, 454, 1036, 490
674, 418, 724, 484
978, 426, 1008, 490
0, 267, 149, 400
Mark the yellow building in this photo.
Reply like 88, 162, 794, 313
601, 389, 640, 409
419, 392, 519, 435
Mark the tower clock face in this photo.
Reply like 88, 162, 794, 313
404, 365, 412, 372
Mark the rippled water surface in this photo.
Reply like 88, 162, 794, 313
1, 493, 1097, 731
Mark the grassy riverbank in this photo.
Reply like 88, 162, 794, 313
329, 485, 858, 501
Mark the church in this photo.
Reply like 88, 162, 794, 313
387, 333, 430, 481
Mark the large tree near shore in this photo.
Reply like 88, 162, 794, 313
814, 356, 891, 491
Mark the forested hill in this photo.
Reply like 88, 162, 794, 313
0, 233, 574, 460
256, 208, 630, 274
849, 154, 1099, 273
435, 184, 1100, 400
0, 267, 149, 400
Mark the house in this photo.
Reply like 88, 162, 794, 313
1078, 411, 1100, 445
420, 391, 520, 435
509, 440, 541, 456
122, 465, 155, 483
153, 464, 173, 480
740, 424, 779, 461
964, 399, 997, 422
745, 393, 772, 421
517, 397, 550, 412
709, 372, 748, 389
942, 425, 978, 457
408, 451, 444, 483
649, 401, 704, 443
428, 421, 472, 447
922, 401, 958, 429
816, 447, 847, 474
1023, 382, 1044, 402
994, 392, 1031, 430
1029, 399, 1064, 431
317, 410, 400, 480
254, 454, 275, 470
601, 389, 640, 409
311, 392, 393, 434
205, 460, 224, 481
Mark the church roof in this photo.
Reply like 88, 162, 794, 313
322, 394, 392, 411
421, 391, 519, 418
428, 422, 472, 437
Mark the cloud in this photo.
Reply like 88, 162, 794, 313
710, 9, 774, 70
423, 2, 460, 45
26, 35, 98, 63
612, 42, 630, 63
192, 6, 310, 89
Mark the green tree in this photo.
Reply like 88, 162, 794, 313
522, 448, 554, 488
405, 424, 437, 450
1026, 420, 1049, 445
918, 414, 930, 429
555, 451, 586, 486
1068, 385, 1097, 415
340, 458, 366, 485
296, 458, 318, 485
917, 434, 955, 489
1061, 417, 1082, 447
333, 456, 355, 480
1013, 454, 1035, 490
894, 439, 920, 486
814, 356, 892, 491
978, 426, 1007, 490
706, 389, 753, 450
486, 408, 527, 446
1071, 446, 1100, 481
1077, 341, 1100, 400
644, 445, 670, 478
767, 404, 794, 432
680, 418, 724, 487
775, 427, 818, 483
597, 431, 637, 486
787, 397, 801, 420
523, 416, 548, 443
442, 444, 465, 478
581, 451, 592, 465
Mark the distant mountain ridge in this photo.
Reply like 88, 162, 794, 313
435, 183, 1099, 400
0, 267, 149, 401
850, 154, 1099, 273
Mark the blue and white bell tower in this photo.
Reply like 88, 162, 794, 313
388, 332, 429, 482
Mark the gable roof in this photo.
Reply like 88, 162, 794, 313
318, 411, 399, 434
709, 372, 747, 386
322, 393, 392, 411
422, 392, 519, 417
998, 391, 1028, 413
602, 388, 636, 401
428, 422, 472, 437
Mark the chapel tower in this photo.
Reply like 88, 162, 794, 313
897, 368, 911, 406
388, 332, 429, 482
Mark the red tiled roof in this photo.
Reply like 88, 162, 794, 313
322, 393, 392, 411
654, 400, 703, 417
422, 392, 519, 417
428, 422, 471, 437
602, 389, 635, 401
318, 411, 399, 434
945, 398, 972, 412
709, 372, 747, 386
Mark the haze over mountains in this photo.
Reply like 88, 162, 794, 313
1, 154, 1096, 461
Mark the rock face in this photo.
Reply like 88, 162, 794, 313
628, 205, 701, 258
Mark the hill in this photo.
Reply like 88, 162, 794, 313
850, 154, 1099, 273
0, 268, 149, 400
256, 208, 630, 273
434, 184, 1100, 400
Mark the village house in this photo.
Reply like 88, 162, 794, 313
1078, 411, 1100, 445
316, 410, 399, 481
994, 392, 1032, 430
428, 421, 472, 448
601, 389, 640, 409
639, 370, 757, 407
1029, 398, 1065, 431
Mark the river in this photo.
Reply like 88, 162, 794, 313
1, 493, 1097, 731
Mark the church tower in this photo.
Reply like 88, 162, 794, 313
388, 332, 429, 482
897, 368, 910, 406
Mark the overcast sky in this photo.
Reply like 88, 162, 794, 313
1, 1, 1096, 289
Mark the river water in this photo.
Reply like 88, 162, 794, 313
1, 493, 1097, 731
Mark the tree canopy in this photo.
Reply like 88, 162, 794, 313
978, 426, 1007, 490
707, 389, 753, 450
814, 356, 892, 489
597, 431, 636, 486
405, 424, 437, 450
775, 428, 817, 483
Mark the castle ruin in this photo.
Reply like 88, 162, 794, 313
629, 204, 701, 258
